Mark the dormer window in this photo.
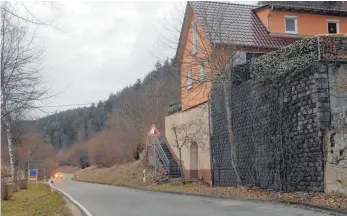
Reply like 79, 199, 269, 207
285, 16, 298, 34
327, 20, 339, 34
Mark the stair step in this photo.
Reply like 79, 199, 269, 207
155, 141, 182, 178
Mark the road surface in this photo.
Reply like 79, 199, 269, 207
54, 174, 330, 216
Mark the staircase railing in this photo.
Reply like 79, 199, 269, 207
153, 137, 170, 174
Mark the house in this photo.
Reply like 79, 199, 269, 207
164, 1, 347, 185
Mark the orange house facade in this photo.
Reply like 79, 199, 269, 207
165, 2, 347, 184
255, 5, 347, 37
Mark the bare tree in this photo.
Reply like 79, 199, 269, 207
1, 2, 53, 179
171, 118, 208, 178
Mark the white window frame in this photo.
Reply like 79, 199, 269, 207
187, 69, 193, 89
327, 20, 340, 34
199, 63, 205, 81
192, 20, 198, 55
284, 16, 298, 34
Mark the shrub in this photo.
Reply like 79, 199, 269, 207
2, 183, 14, 200
88, 129, 134, 167
19, 179, 28, 189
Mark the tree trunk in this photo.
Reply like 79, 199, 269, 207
4, 116, 15, 182
179, 149, 184, 178
223, 82, 241, 186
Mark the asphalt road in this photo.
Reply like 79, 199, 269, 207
54, 174, 330, 216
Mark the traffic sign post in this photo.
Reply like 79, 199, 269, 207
147, 124, 160, 137
29, 169, 38, 186
147, 124, 161, 179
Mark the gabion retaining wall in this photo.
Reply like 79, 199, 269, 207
211, 63, 331, 191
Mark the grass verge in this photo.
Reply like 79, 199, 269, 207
1, 183, 71, 216
73, 160, 347, 213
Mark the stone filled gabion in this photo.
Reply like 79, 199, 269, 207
210, 36, 346, 191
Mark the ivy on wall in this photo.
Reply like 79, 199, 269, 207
250, 38, 319, 82
233, 36, 347, 83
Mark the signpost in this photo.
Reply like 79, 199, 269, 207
147, 124, 160, 137
147, 124, 160, 178
29, 169, 38, 186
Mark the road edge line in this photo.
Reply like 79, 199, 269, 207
48, 183, 93, 216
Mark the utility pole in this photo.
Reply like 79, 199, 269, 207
27, 151, 30, 184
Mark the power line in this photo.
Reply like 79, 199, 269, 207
42, 103, 94, 108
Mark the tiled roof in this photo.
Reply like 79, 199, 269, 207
189, 1, 298, 49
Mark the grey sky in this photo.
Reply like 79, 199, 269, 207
23, 1, 256, 118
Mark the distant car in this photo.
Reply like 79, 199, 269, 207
54, 172, 64, 179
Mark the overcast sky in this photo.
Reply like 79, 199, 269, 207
21, 1, 256, 118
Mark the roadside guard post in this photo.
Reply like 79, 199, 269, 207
147, 124, 160, 179
48, 177, 54, 192
29, 168, 38, 186
143, 169, 146, 183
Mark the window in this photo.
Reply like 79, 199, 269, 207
187, 69, 193, 89
199, 64, 205, 81
285, 16, 298, 34
192, 20, 198, 54
327, 20, 339, 34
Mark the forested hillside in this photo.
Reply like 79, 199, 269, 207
36, 58, 180, 152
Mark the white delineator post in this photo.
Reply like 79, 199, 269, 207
49, 178, 53, 192
143, 169, 146, 183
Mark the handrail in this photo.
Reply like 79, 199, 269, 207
153, 137, 170, 174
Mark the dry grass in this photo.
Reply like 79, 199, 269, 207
1, 183, 71, 216
56, 166, 80, 174
74, 160, 158, 187
74, 160, 347, 212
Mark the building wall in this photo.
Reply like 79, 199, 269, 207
179, 6, 212, 111
165, 103, 212, 184
256, 8, 270, 29
325, 64, 347, 195
324, 127, 347, 195
265, 10, 347, 35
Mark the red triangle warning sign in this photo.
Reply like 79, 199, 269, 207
147, 124, 160, 137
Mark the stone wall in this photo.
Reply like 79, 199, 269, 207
210, 36, 347, 192
211, 63, 334, 191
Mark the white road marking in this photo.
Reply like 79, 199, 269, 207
50, 184, 93, 216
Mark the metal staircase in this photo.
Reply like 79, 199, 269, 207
153, 137, 181, 178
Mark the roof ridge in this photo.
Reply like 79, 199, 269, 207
189, 1, 258, 8
262, 3, 347, 12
